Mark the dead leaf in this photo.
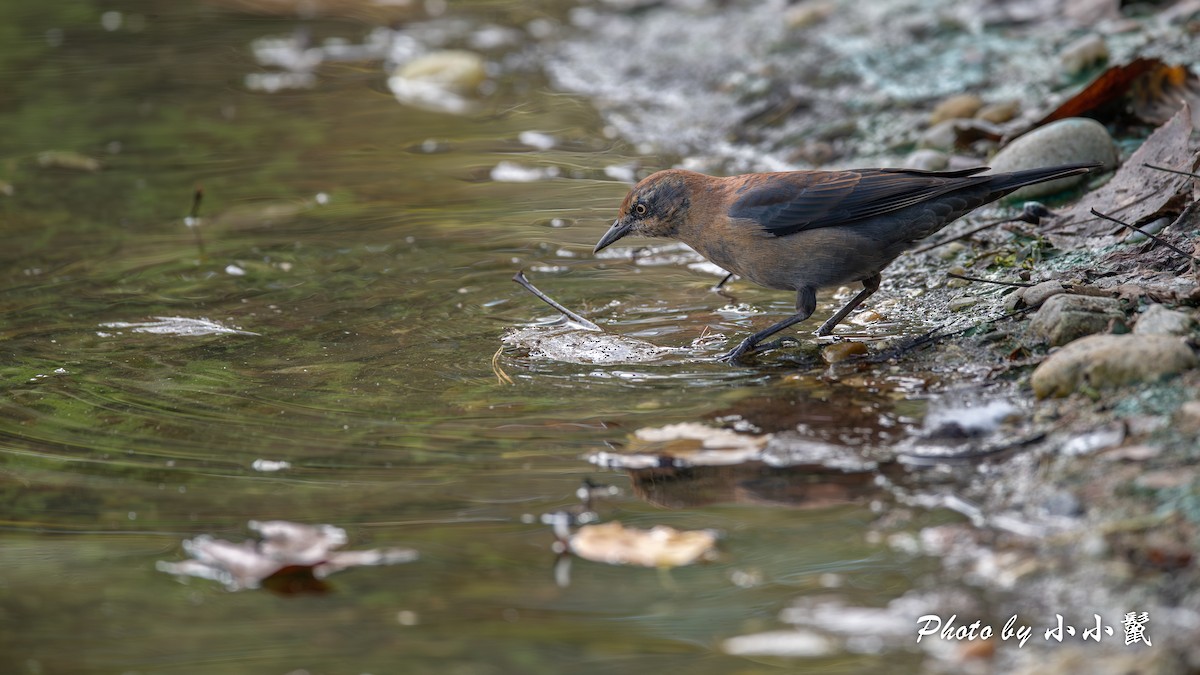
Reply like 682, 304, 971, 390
1033, 58, 1200, 129
568, 521, 718, 568
156, 520, 418, 592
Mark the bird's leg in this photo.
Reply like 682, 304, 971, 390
717, 288, 816, 363
711, 272, 735, 292
816, 273, 881, 336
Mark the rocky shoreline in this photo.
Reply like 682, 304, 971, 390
546, 1, 1200, 670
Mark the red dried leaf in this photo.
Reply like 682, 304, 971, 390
1035, 58, 1200, 127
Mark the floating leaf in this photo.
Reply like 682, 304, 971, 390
157, 520, 418, 592
568, 521, 718, 568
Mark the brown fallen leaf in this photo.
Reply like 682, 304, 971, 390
1033, 58, 1200, 129
568, 521, 718, 568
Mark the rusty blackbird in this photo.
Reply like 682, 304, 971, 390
593, 163, 1097, 362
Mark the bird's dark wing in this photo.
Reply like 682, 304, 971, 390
727, 167, 992, 237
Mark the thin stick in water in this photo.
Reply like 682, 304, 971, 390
512, 271, 600, 330
185, 185, 206, 259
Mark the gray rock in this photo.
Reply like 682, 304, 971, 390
1124, 215, 1171, 244
919, 119, 962, 151
1059, 34, 1108, 76
905, 148, 948, 171
1061, 424, 1126, 456
1023, 281, 1070, 308
988, 118, 1118, 200
1040, 492, 1083, 517
1026, 294, 1126, 346
975, 99, 1020, 124
1031, 334, 1197, 398
929, 93, 983, 125
948, 297, 978, 312
1177, 400, 1200, 432
1133, 303, 1196, 336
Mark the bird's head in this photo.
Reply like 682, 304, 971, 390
593, 169, 695, 253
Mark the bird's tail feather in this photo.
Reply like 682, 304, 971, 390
988, 162, 1102, 194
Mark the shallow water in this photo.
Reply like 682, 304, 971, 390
0, 2, 950, 673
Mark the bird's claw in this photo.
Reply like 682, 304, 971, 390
716, 337, 797, 364
715, 350, 744, 364
716, 340, 755, 364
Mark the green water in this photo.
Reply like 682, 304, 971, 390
0, 2, 936, 673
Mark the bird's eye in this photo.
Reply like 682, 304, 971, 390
634, 203, 648, 216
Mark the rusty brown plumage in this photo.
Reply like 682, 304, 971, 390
593, 163, 1098, 362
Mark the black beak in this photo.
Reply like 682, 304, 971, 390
593, 219, 632, 254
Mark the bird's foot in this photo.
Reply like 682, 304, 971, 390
715, 337, 797, 364
715, 343, 751, 364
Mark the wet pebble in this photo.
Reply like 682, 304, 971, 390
948, 297, 977, 312
849, 309, 884, 325
1061, 424, 1125, 455
1005, 280, 1069, 311
935, 241, 965, 261
975, 100, 1020, 125
1031, 334, 1198, 398
929, 93, 983, 125
1124, 215, 1171, 243
1176, 400, 1200, 432
1059, 34, 1108, 76
822, 341, 868, 363
918, 119, 962, 151
944, 265, 969, 287
1133, 303, 1195, 336
785, 1, 835, 29
1039, 491, 1082, 517
1026, 293, 1126, 346
905, 148, 948, 171
987, 118, 1118, 199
